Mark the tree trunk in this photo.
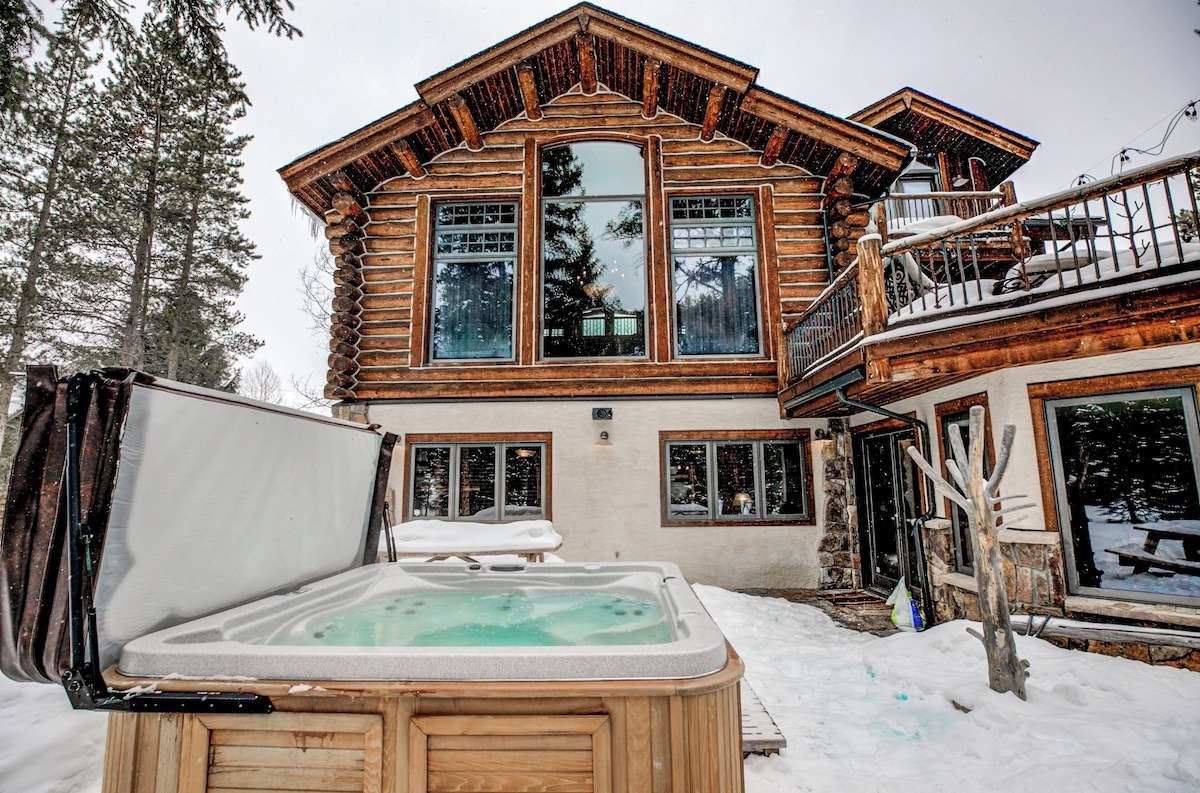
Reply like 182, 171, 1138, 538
121, 94, 165, 369
0, 41, 84, 453
167, 97, 211, 381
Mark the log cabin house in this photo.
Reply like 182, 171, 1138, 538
280, 3, 1200, 647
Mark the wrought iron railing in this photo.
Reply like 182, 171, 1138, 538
884, 190, 1005, 233
784, 150, 1200, 385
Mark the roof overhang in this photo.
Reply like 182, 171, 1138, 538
279, 3, 915, 215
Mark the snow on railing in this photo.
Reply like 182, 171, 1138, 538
784, 150, 1200, 384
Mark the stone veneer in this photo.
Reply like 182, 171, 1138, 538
921, 520, 1200, 671
817, 419, 861, 590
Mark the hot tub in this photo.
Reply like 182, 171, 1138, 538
119, 562, 729, 681
2, 369, 744, 792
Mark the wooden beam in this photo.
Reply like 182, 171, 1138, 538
331, 192, 367, 224
445, 94, 484, 150
641, 58, 661, 118
575, 32, 597, 94
515, 63, 542, 121
327, 171, 367, 208
856, 233, 888, 337
760, 126, 788, 166
741, 88, 911, 172
700, 84, 726, 142
388, 140, 426, 178
279, 100, 436, 189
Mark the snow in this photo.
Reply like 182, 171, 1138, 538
3, 586, 1200, 791
888, 214, 964, 235
381, 518, 562, 555
1083, 506, 1200, 600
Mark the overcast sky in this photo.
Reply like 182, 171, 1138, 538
218, 0, 1200, 397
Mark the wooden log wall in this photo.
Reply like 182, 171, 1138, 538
325, 89, 843, 402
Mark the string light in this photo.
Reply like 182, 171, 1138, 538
1071, 96, 1200, 185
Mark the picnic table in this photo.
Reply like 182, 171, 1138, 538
1106, 519, 1200, 577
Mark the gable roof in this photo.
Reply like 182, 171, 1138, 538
280, 3, 915, 215
850, 87, 1038, 186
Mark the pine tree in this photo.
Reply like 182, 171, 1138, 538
0, 9, 104, 450
81, 17, 259, 387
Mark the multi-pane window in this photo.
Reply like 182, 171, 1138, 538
664, 436, 809, 522
669, 196, 760, 356
940, 408, 991, 575
409, 441, 546, 521
431, 202, 517, 360
541, 141, 646, 358
1046, 388, 1200, 605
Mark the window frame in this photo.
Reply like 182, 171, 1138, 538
404, 433, 551, 523
667, 194, 763, 359
659, 429, 813, 527
1043, 385, 1200, 607
538, 140, 649, 361
428, 200, 520, 363
934, 393, 995, 576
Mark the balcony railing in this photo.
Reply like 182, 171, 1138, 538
785, 150, 1200, 384
883, 190, 1006, 238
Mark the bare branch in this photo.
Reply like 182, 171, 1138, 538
985, 424, 1017, 495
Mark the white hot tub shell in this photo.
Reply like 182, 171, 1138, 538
119, 561, 729, 681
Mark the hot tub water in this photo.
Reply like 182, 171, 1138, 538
266, 590, 672, 647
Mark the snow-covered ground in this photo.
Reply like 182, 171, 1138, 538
3, 586, 1199, 792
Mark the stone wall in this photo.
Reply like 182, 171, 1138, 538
817, 419, 861, 590
921, 521, 1200, 671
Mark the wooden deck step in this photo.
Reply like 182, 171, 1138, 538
740, 679, 787, 757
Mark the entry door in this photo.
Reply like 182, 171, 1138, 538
855, 428, 921, 593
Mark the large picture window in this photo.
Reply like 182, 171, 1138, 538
1046, 387, 1200, 605
541, 141, 646, 358
409, 439, 547, 521
662, 432, 811, 524
669, 196, 760, 356
431, 202, 517, 360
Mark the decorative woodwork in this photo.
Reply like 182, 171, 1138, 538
515, 63, 542, 121
760, 126, 788, 166
100, 651, 746, 793
390, 140, 427, 179
700, 84, 726, 141
575, 32, 598, 94
445, 94, 484, 150
641, 58, 661, 118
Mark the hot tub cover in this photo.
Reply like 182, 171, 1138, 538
0, 367, 396, 685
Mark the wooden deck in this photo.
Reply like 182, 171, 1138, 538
739, 679, 787, 757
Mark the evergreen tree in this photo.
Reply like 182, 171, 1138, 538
0, 9, 104, 450
81, 17, 258, 387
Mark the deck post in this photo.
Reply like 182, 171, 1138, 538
856, 232, 888, 337
999, 181, 1029, 260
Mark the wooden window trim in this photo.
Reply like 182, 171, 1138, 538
664, 192, 767, 363
536, 136, 652, 364
402, 432, 552, 522
658, 429, 814, 527
851, 412, 917, 436
416, 196, 523, 370
1028, 365, 1200, 534
933, 392, 994, 574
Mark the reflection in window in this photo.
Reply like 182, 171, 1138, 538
457, 446, 497, 519
1048, 388, 1200, 605
665, 438, 808, 522
431, 202, 517, 360
541, 142, 646, 358
411, 446, 451, 517
670, 197, 760, 356
409, 442, 547, 521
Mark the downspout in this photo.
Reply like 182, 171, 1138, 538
835, 388, 938, 627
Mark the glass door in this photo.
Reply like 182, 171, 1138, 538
855, 428, 922, 593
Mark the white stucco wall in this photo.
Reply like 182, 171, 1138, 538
851, 342, 1200, 532
367, 398, 826, 590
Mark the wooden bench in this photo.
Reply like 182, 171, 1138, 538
1106, 546, 1200, 577
740, 679, 787, 757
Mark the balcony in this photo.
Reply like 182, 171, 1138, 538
781, 151, 1200, 416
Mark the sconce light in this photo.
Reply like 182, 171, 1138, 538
952, 175, 970, 188
595, 431, 612, 447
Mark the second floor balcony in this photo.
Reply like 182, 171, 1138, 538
780, 151, 1200, 416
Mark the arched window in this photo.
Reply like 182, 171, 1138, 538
540, 141, 646, 358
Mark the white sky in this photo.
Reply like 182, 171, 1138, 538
219, 0, 1200, 394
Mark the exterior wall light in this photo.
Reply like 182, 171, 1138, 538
595, 431, 612, 446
